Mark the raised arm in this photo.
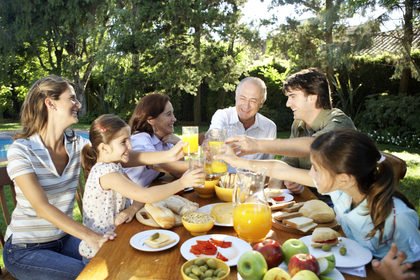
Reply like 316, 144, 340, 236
215, 151, 313, 187
100, 168, 205, 204
124, 141, 185, 167
14, 174, 113, 252
226, 135, 313, 157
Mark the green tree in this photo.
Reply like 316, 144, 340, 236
0, 0, 113, 116
110, 0, 249, 123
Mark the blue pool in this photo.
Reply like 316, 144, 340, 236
0, 131, 89, 160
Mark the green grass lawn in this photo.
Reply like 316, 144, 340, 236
0, 124, 419, 269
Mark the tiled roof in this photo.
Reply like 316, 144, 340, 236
358, 28, 420, 55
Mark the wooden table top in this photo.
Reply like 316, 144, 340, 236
77, 180, 382, 280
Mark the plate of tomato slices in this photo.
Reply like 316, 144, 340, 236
180, 234, 252, 266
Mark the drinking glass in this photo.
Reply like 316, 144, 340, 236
182, 126, 199, 155
233, 166, 272, 243
210, 143, 228, 176
188, 151, 205, 189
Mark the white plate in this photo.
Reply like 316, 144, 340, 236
300, 235, 373, 268
180, 234, 252, 266
197, 203, 233, 227
130, 229, 180, 252
260, 189, 294, 204
237, 262, 344, 280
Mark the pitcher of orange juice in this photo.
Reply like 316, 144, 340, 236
233, 166, 271, 243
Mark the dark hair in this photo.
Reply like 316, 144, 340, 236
310, 129, 414, 242
15, 75, 76, 140
82, 114, 129, 179
283, 68, 332, 109
128, 93, 170, 136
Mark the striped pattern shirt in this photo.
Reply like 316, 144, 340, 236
6, 133, 89, 244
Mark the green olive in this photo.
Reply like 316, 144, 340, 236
339, 245, 347, 255
194, 258, 206, 266
149, 232, 159, 240
322, 243, 332, 251
206, 258, 217, 269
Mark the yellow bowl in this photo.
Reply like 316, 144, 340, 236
182, 212, 215, 236
194, 178, 219, 198
215, 184, 233, 202
181, 257, 230, 280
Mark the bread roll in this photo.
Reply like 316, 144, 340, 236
311, 227, 340, 247
299, 200, 335, 223
136, 208, 160, 228
144, 203, 175, 229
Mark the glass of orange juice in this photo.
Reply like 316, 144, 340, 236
233, 166, 271, 243
210, 143, 228, 175
182, 126, 199, 155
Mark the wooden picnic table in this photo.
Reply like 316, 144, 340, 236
77, 179, 383, 280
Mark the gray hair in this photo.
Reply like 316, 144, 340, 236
235, 77, 267, 103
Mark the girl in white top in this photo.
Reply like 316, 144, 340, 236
79, 114, 205, 260
217, 130, 419, 280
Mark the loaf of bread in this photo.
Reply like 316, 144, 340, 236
144, 203, 176, 229
136, 195, 199, 228
298, 200, 335, 223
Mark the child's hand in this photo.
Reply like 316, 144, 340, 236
115, 209, 135, 226
372, 243, 416, 280
180, 168, 206, 188
167, 141, 186, 161
88, 231, 117, 252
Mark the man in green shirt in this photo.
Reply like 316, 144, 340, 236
226, 68, 356, 195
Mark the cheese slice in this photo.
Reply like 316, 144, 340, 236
283, 216, 314, 229
144, 233, 175, 249
211, 203, 233, 224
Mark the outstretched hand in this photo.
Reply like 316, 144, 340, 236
180, 168, 206, 189
372, 243, 416, 280
162, 133, 181, 145
167, 141, 187, 161
89, 231, 117, 252
225, 135, 257, 157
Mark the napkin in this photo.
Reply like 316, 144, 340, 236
337, 265, 367, 277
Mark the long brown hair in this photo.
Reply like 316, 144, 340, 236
310, 130, 414, 242
15, 75, 74, 140
82, 114, 129, 179
128, 93, 170, 136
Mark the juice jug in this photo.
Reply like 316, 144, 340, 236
233, 166, 271, 243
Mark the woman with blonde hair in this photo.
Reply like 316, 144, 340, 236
4, 76, 185, 280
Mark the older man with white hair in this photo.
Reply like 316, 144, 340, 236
208, 77, 277, 162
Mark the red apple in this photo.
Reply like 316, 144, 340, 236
253, 239, 284, 268
288, 253, 319, 277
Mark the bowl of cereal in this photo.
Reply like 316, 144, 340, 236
182, 212, 215, 236
181, 257, 230, 280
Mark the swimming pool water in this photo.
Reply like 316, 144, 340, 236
0, 132, 89, 160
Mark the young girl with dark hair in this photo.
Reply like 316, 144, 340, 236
217, 129, 419, 280
79, 114, 204, 262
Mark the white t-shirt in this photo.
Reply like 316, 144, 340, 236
6, 133, 89, 244
124, 132, 173, 187
79, 162, 126, 258
209, 106, 277, 163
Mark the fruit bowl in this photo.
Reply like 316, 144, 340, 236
194, 178, 219, 198
181, 257, 230, 280
182, 212, 215, 236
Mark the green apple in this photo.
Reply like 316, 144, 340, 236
316, 253, 335, 275
237, 250, 268, 280
281, 239, 309, 264
291, 270, 319, 280
262, 267, 291, 280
